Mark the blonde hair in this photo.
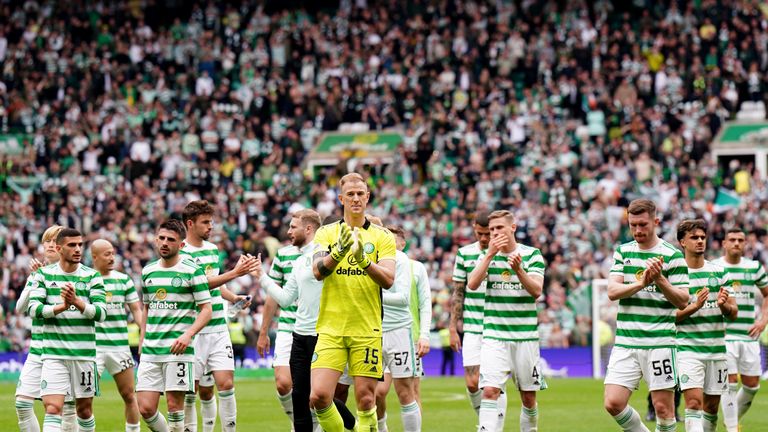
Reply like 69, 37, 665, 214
488, 210, 516, 224
339, 172, 367, 189
293, 209, 322, 230
41, 225, 64, 243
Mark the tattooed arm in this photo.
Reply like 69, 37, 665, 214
449, 280, 465, 352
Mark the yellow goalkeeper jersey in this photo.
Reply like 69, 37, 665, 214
314, 218, 396, 337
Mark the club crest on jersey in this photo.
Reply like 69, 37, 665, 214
172, 276, 183, 287
76, 281, 86, 290
708, 276, 719, 287
156, 288, 168, 301
364, 242, 375, 254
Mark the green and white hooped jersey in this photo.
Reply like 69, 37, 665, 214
268, 244, 302, 333
96, 270, 139, 351
28, 263, 106, 361
676, 261, 730, 360
481, 244, 545, 342
609, 240, 689, 349
453, 241, 486, 335
382, 250, 414, 332
712, 256, 768, 342
22, 274, 45, 357
181, 241, 226, 334
140, 258, 211, 363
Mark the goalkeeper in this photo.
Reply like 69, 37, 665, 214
310, 172, 396, 432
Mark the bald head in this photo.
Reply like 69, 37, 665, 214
91, 239, 115, 274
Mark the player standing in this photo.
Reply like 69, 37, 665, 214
449, 212, 499, 421
253, 210, 357, 432
310, 172, 396, 432
28, 228, 107, 432
408, 234, 433, 406
91, 239, 144, 432
180, 200, 253, 432
712, 228, 768, 430
258, 210, 314, 429
675, 220, 737, 432
467, 210, 546, 432
375, 226, 422, 432
603, 199, 690, 432
137, 219, 212, 432
15, 225, 74, 432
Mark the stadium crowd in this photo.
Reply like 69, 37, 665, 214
2, 0, 768, 357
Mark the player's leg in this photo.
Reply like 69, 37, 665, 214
291, 333, 315, 432
375, 374, 392, 431
514, 341, 545, 432
207, 331, 238, 432
310, 334, 347, 432
166, 391, 188, 432
735, 341, 762, 419
137, 361, 170, 432
16, 355, 43, 432
678, 354, 705, 432
40, 359, 73, 432
647, 348, 679, 432
393, 377, 420, 432
700, 359, 728, 432
348, 336, 385, 431
477, 338, 509, 432
462, 333, 483, 416
114, 370, 141, 431
721, 341, 740, 431
187, 333, 208, 432
165, 361, 195, 432
274, 331, 295, 428
604, 348, 648, 432
335, 366, 352, 403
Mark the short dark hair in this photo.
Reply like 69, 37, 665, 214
628, 199, 656, 216
158, 219, 186, 239
474, 210, 490, 228
677, 219, 708, 241
387, 225, 406, 239
182, 200, 215, 224
56, 228, 82, 244
726, 227, 744, 236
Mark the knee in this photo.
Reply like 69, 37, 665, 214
395, 383, 414, 404
310, 389, 333, 408
199, 386, 215, 400
653, 400, 674, 418
138, 403, 156, 419
44, 402, 62, 416
276, 377, 292, 395
603, 397, 626, 416
120, 387, 137, 405
684, 396, 701, 411
481, 386, 500, 400
77, 406, 93, 418
356, 392, 375, 409
521, 392, 536, 409
467, 383, 479, 393
218, 377, 235, 392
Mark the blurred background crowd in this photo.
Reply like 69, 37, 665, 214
2, 0, 768, 361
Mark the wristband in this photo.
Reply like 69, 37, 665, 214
330, 248, 345, 262
358, 254, 372, 269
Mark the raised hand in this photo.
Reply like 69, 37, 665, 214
716, 286, 729, 307
508, 252, 523, 273
331, 223, 354, 262
693, 288, 709, 310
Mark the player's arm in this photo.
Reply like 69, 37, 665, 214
259, 272, 299, 309
509, 251, 545, 297
16, 275, 36, 314
676, 288, 706, 322
719, 289, 738, 321
351, 228, 396, 288
171, 301, 212, 355
382, 275, 409, 306
207, 254, 259, 289
654, 257, 690, 309
139, 303, 148, 354
314, 224, 353, 280
467, 252, 494, 291
749, 286, 768, 337
415, 262, 433, 342
128, 300, 144, 331
607, 253, 662, 301
28, 273, 70, 318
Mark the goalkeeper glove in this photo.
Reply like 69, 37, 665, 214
330, 223, 353, 262
351, 227, 371, 269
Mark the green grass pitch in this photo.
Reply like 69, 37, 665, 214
2, 377, 766, 430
